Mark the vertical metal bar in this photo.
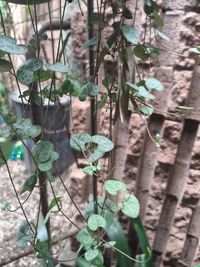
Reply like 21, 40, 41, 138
87, 0, 98, 211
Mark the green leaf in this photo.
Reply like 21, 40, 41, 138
77, 227, 96, 246
104, 180, 127, 195
102, 76, 112, 87
138, 86, 155, 99
36, 240, 54, 267
33, 141, 53, 160
105, 212, 132, 267
144, 0, 159, 15
91, 252, 104, 266
70, 134, 114, 162
45, 62, 68, 73
85, 249, 99, 262
48, 197, 61, 210
119, 194, 140, 219
123, 7, 133, 19
61, 75, 82, 96
33, 69, 52, 82
145, 77, 164, 91
132, 217, 154, 267
88, 135, 114, 163
0, 50, 6, 58
38, 161, 53, 172
79, 82, 99, 101
146, 47, 161, 55
83, 165, 97, 175
153, 10, 164, 27
14, 118, 41, 139
32, 141, 58, 172
20, 174, 37, 194
133, 45, 150, 60
70, 132, 91, 152
17, 220, 34, 248
88, 214, 106, 231
104, 241, 116, 248
155, 30, 170, 41
51, 151, 59, 161
126, 82, 139, 91
190, 46, 200, 55
121, 25, 140, 45
0, 59, 12, 72
17, 58, 43, 85
0, 35, 28, 55
80, 36, 99, 51
91, 135, 114, 153
139, 105, 154, 115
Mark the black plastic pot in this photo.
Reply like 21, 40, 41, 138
10, 91, 73, 174
3, 0, 50, 4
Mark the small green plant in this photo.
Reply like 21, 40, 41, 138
69, 132, 152, 267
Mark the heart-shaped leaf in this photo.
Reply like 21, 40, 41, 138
88, 214, 106, 231
88, 135, 114, 163
70, 133, 114, 162
61, 76, 82, 96
17, 58, 43, 85
137, 86, 155, 99
17, 220, 34, 248
119, 194, 140, 219
104, 180, 127, 195
77, 227, 96, 246
85, 248, 100, 262
79, 82, 99, 101
133, 45, 150, 60
14, 118, 41, 139
145, 77, 164, 91
32, 141, 58, 172
91, 135, 114, 152
70, 132, 91, 152
0, 35, 28, 55
0, 59, 12, 72
83, 165, 97, 175
121, 25, 140, 44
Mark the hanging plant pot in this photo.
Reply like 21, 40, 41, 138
2, 0, 50, 5
10, 90, 73, 174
